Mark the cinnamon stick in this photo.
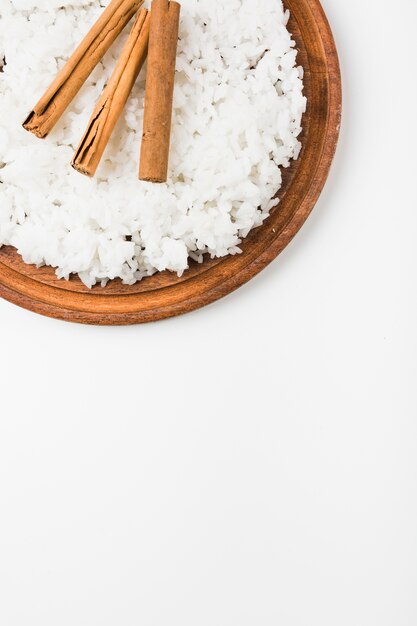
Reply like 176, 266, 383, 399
139, 0, 181, 183
71, 9, 150, 177
23, 0, 144, 139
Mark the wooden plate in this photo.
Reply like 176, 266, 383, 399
0, 0, 341, 325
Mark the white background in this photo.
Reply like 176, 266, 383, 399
1, 0, 416, 624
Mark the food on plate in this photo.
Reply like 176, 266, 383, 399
22, 0, 144, 139
0, 0, 306, 288
139, 0, 181, 183
72, 9, 150, 177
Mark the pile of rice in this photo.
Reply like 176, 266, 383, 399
0, 0, 306, 288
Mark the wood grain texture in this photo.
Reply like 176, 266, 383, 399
0, 0, 342, 325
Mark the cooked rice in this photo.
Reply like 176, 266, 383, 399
0, 0, 306, 287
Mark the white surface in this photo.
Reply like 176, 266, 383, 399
0, 0, 416, 624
